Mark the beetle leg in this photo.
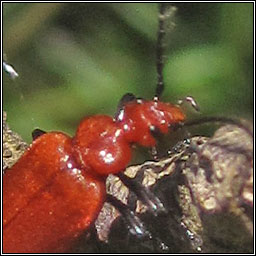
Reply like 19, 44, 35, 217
116, 172, 166, 216
106, 194, 149, 237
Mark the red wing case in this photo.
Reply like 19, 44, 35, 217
3, 132, 106, 253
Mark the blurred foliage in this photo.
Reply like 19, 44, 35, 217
3, 3, 253, 143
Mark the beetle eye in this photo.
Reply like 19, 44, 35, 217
150, 125, 156, 132
118, 93, 137, 108
114, 93, 137, 121
150, 125, 162, 140
32, 129, 46, 141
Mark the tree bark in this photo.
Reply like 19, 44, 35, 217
3, 112, 253, 253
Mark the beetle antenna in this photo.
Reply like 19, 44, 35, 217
155, 4, 177, 101
154, 3, 165, 101
171, 117, 253, 138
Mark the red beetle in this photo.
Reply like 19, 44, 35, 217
3, 98, 185, 253
3, 4, 189, 253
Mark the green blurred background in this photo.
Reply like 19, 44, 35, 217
3, 3, 253, 143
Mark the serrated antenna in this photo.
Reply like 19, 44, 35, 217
155, 4, 176, 100
155, 4, 165, 100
